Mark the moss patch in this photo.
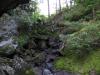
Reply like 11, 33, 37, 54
54, 50, 100, 75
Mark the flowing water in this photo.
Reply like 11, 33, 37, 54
0, 14, 18, 49
0, 14, 75, 75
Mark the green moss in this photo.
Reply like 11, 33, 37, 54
30, 25, 59, 38
14, 35, 29, 47
25, 69, 35, 75
0, 45, 15, 55
17, 68, 35, 75
54, 50, 100, 75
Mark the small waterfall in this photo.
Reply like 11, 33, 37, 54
0, 14, 18, 49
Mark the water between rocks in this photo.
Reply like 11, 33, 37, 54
0, 14, 75, 75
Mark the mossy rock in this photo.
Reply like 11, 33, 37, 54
16, 68, 35, 75
54, 50, 100, 75
0, 45, 15, 56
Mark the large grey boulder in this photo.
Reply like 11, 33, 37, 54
0, 0, 30, 16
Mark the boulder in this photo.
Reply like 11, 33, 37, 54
0, 0, 30, 16
0, 45, 16, 58
12, 56, 35, 75
0, 65, 15, 75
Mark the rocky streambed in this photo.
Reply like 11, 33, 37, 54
0, 14, 75, 75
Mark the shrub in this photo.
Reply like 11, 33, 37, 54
96, 10, 100, 20
57, 21, 88, 34
64, 5, 91, 21
14, 35, 29, 47
62, 22, 100, 58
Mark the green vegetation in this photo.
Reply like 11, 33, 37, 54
53, 0, 100, 75
11, 0, 100, 74
54, 21, 100, 74
0, 45, 15, 55
57, 21, 88, 34
0, 0, 100, 75
62, 22, 100, 58
64, 5, 92, 21
15, 35, 29, 47
54, 49, 100, 75
17, 67, 35, 75
14, 0, 100, 74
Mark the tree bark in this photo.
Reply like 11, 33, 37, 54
56, 0, 58, 14
70, 0, 72, 8
65, 0, 69, 9
92, 7, 96, 20
59, 0, 61, 12
47, 0, 50, 17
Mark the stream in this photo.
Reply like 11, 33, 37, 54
0, 14, 75, 75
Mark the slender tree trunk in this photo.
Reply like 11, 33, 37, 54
47, 0, 50, 17
92, 7, 96, 20
66, 0, 68, 7
73, 0, 75, 6
59, 0, 61, 12
56, 0, 58, 14
66, 0, 69, 9
70, 0, 72, 8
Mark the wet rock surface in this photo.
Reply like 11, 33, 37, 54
0, 14, 18, 58
0, 14, 18, 53
0, 14, 73, 75
0, 34, 73, 75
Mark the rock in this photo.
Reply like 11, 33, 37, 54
89, 69, 96, 75
34, 52, 46, 66
1, 65, 15, 75
0, 69, 5, 75
0, 14, 18, 55
12, 56, 35, 75
46, 54, 56, 63
0, 14, 18, 36
46, 63, 53, 72
48, 37, 56, 47
33, 37, 48, 50
0, 45, 16, 57
12, 56, 27, 70
33, 67, 42, 75
15, 67, 35, 75
51, 50, 63, 56
0, 64, 15, 75
38, 40, 47, 49
23, 39, 37, 49
29, 40, 37, 49
43, 69, 53, 75
24, 55, 32, 62
48, 37, 62, 49
0, 0, 29, 16
0, 57, 12, 64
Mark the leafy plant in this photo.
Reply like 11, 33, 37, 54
62, 22, 100, 58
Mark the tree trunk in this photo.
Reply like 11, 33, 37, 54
56, 0, 58, 14
66, 0, 69, 8
70, 0, 72, 8
59, 0, 61, 12
47, 0, 50, 17
92, 7, 96, 20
